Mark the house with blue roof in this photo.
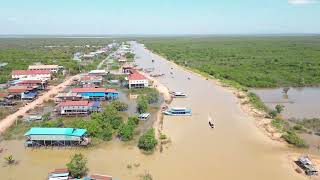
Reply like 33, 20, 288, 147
24, 127, 90, 147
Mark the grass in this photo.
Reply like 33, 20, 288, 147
247, 92, 269, 111
141, 36, 320, 88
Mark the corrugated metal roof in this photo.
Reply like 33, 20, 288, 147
60, 101, 89, 106
28, 65, 59, 69
72, 88, 106, 93
12, 70, 51, 75
25, 128, 87, 137
128, 72, 146, 80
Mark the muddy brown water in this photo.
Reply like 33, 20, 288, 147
252, 87, 320, 119
0, 42, 309, 180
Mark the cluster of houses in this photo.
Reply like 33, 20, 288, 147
110, 43, 132, 63
81, 43, 119, 60
0, 64, 62, 106
54, 71, 119, 116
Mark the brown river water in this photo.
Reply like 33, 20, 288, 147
0, 42, 308, 180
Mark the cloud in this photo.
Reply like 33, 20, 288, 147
288, 0, 318, 5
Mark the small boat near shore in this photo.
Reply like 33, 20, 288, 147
150, 73, 165, 77
170, 91, 187, 98
163, 107, 192, 116
208, 115, 215, 129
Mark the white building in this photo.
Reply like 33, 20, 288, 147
128, 72, 149, 89
11, 70, 51, 80
28, 65, 61, 73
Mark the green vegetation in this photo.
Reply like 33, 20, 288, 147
291, 118, 320, 132
118, 116, 140, 141
142, 36, 320, 88
0, 38, 119, 83
3, 155, 16, 165
282, 129, 308, 148
138, 128, 157, 151
66, 153, 88, 178
137, 96, 148, 114
247, 92, 268, 111
125, 52, 135, 61
110, 100, 129, 111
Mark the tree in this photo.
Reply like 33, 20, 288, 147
128, 116, 139, 127
110, 100, 128, 111
66, 153, 88, 178
42, 112, 51, 121
4, 155, 15, 165
146, 91, 159, 104
275, 104, 285, 114
100, 122, 113, 141
102, 106, 123, 129
137, 96, 148, 114
118, 123, 135, 141
268, 110, 278, 119
138, 128, 157, 151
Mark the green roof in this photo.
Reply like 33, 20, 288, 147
25, 127, 87, 137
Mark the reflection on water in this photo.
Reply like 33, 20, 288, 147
0, 42, 308, 180
252, 87, 320, 119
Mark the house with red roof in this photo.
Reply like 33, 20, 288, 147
59, 100, 101, 115
128, 72, 149, 89
11, 70, 51, 80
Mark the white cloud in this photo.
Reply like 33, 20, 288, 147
288, 0, 318, 5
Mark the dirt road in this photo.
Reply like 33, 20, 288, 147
0, 75, 79, 134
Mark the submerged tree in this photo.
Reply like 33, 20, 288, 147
275, 104, 285, 114
4, 155, 15, 165
138, 128, 157, 151
66, 153, 88, 178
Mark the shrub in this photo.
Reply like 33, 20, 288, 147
138, 128, 157, 151
110, 101, 128, 111
66, 153, 88, 178
282, 130, 308, 148
137, 96, 148, 114
118, 123, 135, 141
102, 106, 123, 129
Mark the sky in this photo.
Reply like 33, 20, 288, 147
0, 0, 320, 35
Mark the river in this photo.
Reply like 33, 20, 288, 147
0, 42, 307, 180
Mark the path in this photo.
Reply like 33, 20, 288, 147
0, 74, 80, 134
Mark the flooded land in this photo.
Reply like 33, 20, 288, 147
0, 42, 311, 180
252, 87, 320, 119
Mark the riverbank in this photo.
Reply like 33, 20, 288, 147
139, 71, 172, 141
140, 45, 320, 178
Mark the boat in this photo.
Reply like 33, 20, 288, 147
139, 113, 150, 120
208, 115, 214, 129
163, 107, 192, 116
170, 91, 187, 98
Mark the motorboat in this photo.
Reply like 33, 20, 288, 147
208, 115, 215, 129
163, 107, 192, 116
170, 91, 187, 98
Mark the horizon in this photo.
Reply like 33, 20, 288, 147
1, 0, 320, 35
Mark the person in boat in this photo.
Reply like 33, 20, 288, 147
209, 121, 214, 128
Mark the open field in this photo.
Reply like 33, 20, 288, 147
141, 36, 320, 88
0, 38, 121, 83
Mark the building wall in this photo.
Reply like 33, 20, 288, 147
129, 79, 148, 88
61, 105, 89, 114
12, 74, 51, 80
28, 134, 81, 141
